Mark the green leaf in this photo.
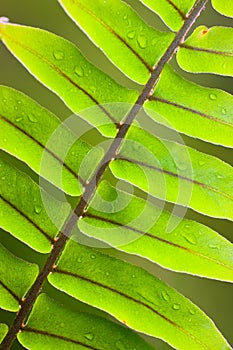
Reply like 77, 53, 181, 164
78, 181, 233, 282
0, 324, 8, 343
58, 0, 174, 84
109, 126, 233, 220
212, 0, 233, 18
0, 243, 38, 311
177, 26, 233, 76
139, 0, 195, 31
49, 240, 231, 350
0, 158, 70, 253
0, 85, 103, 196
0, 22, 137, 137
18, 293, 153, 350
145, 65, 233, 147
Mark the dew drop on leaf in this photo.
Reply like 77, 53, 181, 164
198, 160, 205, 166
34, 205, 42, 214
189, 309, 196, 315
137, 35, 147, 49
182, 234, 196, 245
84, 332, 94, 341
15, 117, 23, 122
74, 66, 84, 77
127, 30, 136, 39
53, 50, 64, 60
90, 254, 96, 259
2, 98, 7, 103
172, 303, 180, 310
28, 114, 37, 123
105, 272, 110, 276
209, 93, 217, 100
161, 291, 170, 302
222, 108, 227, 115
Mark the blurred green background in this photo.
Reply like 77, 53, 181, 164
0, 1, 232, 349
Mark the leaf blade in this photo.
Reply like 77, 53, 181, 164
211, 0, 233, 18
145, 65, 233, 147
58, 0, 174, 83
139, 0, 195, 31
177, 26, 233, 76
0, 86, 104, 196
0, 243, 38, 312
0, 158, 70, 252
18, 293, 154, 350
48, 240, 231, 350
110, 126, 233, 220
0, 22, 137, 136
78, 181, 233, 282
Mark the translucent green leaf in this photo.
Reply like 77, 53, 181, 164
78, 181, 233, 282
58, 0, 174, 84
110, 127, 233, 220
0, 243, 38, 311
0, 85, 103, 196
177, 26, 233, 76
139, 0, 195, 31
0, 158, 70, 252
0, 22, 137, 137
18, 294, 153, 350
145, 65, 233, 147
0, 324, 8, 343
49, 240, 231, 350
212, 0, 233, 18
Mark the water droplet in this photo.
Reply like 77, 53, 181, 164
182, 234, 196, 245
53, 50, 64, 60
123, 15, 128, 20
14, 106, 18, 111
75, 66, 84, 77
184, 224, 190, 230
34, 205, 42, 214
172, 303, 180, 310
222, 62, 227, 69
90, 254, 96, 259
208, 243, 219, 250
209, 93, 217, 100
2, 98, 7, 103
137, 35, 147, 49
189, 309, 196, 315
3, 138, 7, 142
28, 114, 37, 123
60, 322, 64, 327
84, 332, 94, 341
15, 117, 23, 122
77, 257, 82, 263
1, 176, 6, 180
132, 274, 136, 278
17, 100, 22, 105
105, 272, 110, 276
198, 160, 205, 166
127, 30, 136, 39
161, 291, 170, 302
222, 108, 227, 115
